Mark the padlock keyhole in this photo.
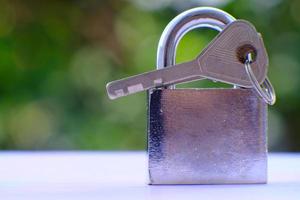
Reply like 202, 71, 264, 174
236, 44, 257, 64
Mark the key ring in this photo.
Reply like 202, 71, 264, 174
244, 53, 276, 105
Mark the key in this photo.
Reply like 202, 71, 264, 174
106, 20, 268, 100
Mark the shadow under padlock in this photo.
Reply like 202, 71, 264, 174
148, 7, 268, 184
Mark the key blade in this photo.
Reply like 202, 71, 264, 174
106, 60, 200, 99
197, 20, 268, 87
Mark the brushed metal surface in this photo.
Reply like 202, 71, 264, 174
198, 20, 268, 87
148, 88, 267, 184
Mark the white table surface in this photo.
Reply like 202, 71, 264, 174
0, 152, 299, 200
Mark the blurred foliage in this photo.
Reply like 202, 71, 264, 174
0, 0, 299, 151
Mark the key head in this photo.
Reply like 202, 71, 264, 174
198, 20, 268, 87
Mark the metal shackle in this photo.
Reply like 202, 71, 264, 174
156, 7, 236, 88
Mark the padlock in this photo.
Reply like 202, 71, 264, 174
148, 7, 268, 184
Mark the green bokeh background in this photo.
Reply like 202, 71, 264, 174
0, 0, 299, 151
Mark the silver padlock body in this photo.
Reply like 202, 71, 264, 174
148, 88, 267, 184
